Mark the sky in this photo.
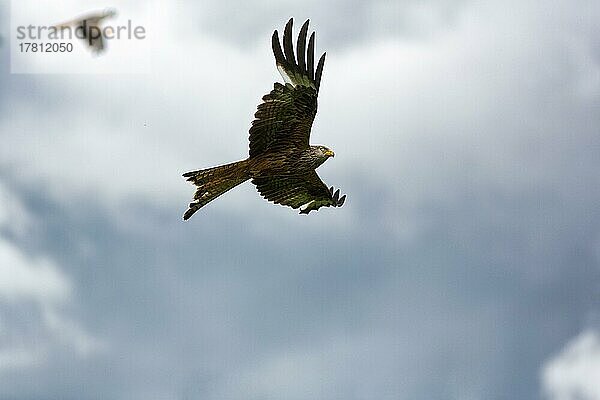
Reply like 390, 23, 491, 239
0, 0, 599, 399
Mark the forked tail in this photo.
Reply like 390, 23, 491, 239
182, 160, 250, 220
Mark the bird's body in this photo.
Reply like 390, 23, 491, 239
183, 19, 346, 220
248, 146, 332, 177
54, 8, 117, 54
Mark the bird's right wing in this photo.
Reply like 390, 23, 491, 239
248, 18, 326, 157
253, 171, 346, 214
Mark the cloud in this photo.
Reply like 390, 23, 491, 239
42, 306, 105, 357
542, 330, 600, 400
1, 0, 600, 399
190, 0, 467, 48
0, 181, 31, 237
0, 181, 70, 304
0, 181, 104, 376
212, 332, 403, 400
1, 0, 592, 243
0, 348, 43, 372
0, 239, 70, 303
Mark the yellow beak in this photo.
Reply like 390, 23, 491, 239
324, 149, 335, 157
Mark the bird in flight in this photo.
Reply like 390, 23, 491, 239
182, 18, 346, 220
54, 8, 117, 54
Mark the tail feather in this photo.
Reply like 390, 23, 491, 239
182, 160, 250, 220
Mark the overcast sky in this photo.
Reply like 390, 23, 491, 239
1, 0, 600, 399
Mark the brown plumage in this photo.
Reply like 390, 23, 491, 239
182, 18, 346, 220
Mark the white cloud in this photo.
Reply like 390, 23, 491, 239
0, 240, 71, 303
0, 185, 105, 371
542, 330, 600, 400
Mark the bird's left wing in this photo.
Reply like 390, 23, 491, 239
248, 18, 326, 157
253, 171, 346, 214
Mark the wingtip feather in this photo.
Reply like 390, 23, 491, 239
297, 20, 310, 71
272, 30, 285, 65
307, 32, 315, 80
283, 18, 295, 65
182, 209, 194, 220
333, 189, 340, 203
315, 52, 326, 90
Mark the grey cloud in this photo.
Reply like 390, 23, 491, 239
192, 0, 467, 48
1, 0, 600, 399
2, 134, 599, 400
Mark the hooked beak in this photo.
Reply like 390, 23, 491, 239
324, 149, 335, 158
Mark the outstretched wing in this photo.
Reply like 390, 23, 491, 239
248, 18, 326, 157
253, 172, 346, 214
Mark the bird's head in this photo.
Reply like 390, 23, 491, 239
313, 145, 335, 159
309, 145, 335, 168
